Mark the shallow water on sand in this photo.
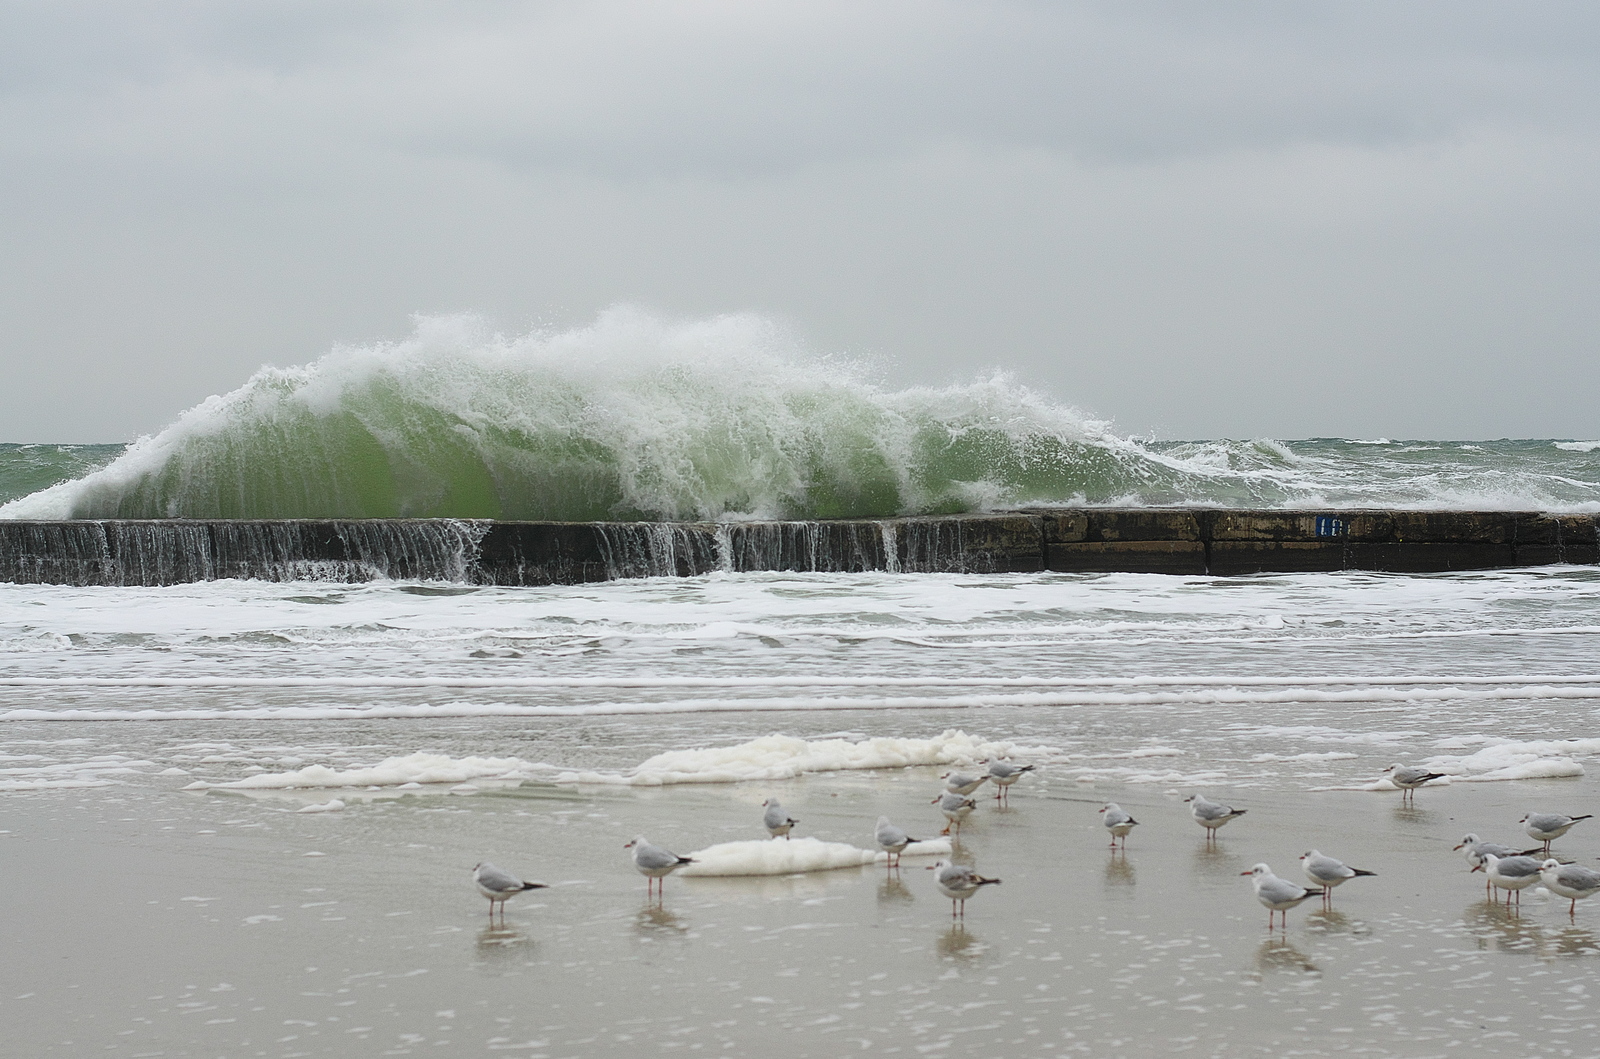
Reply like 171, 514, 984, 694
4, 569, 1600, 1056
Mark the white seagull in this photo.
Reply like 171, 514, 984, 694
941, 771, 989, 796
762, 798, 798, 840
1299, 850, 1376, 908
933, 791, 978, 836
986, 761, 1034, 803
1185, 793, 1246, 843
875, 816, 920, 869
1520, 812, 1593, 853
1453, 834, 1539, 894
1243, 863, 1324, 928
1384, 764, 1447, 804
1099, 803, 1137, 848
927, 859, 1001, 918
1475, 853, 1545, 907
625, 836, 695, 898
1540, 859, 1600, 915
472, 862, 547, 919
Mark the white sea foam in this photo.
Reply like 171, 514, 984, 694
297, 798, 347, 813
188, 752, 535, 790
1423, 738, 1600, 782
1317, 737, 1600, 790
1555, 441, 1600, 452
552, 730, 1061, 785
12, 682, 1600, 725
0, 754, 152, 791
174, 731, 1052, 791
679, 836, 951, 877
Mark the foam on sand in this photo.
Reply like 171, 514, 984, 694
553, 729, 1060, 786
186, 752, 536, 790
1424, 737, 1600, 782
0, 753, 153, 791
1319, 737, 1600, 791
679, 836, 953, 877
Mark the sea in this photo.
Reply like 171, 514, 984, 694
4, 314, 1600, 1057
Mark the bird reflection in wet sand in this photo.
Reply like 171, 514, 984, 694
475, 924, 533, 971
1463, 899, 1541, 954
1104, 851, 1135, 890
1304, 909, 1368, 936
937, 923, 985, 962
1253, 937, 1318, 976
635, 904, 689, 938
1464, 902, 1600, 958
878, 875, 914, 905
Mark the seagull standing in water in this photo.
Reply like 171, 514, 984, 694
986, 761, 1034, 803
1099, 803, 1137, 848
762, 799, 798, 840
942, 771, 988, 796
1384, 764, 1446, 804
1299, 850, 1376, 908
1453, 834, 1540, 894
875, 816, 920, 870
1540, 859, 1600, 915
1520, 812, 1593, 853
933, 791, 978, 836
1185, 794, 1246, 843
472, 862, 548, 920
1475, 853, 1545, 907
625, 836, 695, 899
927, 859, 1000, 918
1243, 863, 1324, 928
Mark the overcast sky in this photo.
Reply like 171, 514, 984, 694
2, 1, 1597, 442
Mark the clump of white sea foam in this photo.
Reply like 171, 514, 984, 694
1322, 737, 1600, 791
552, 729, 1061, 785
185, 751, 533, 790
679, 836, 951, 877
1423, 738, 1600, 782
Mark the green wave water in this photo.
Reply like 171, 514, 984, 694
3, 310, 1599, 519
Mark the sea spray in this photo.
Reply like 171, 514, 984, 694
6, 310, 1600, 519
0, 309, 1209, 520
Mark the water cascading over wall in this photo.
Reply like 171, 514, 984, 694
0, 515, 1046, 587
2, 511, 1596, 587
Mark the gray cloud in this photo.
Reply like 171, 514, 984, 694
1, 1, 1597, 441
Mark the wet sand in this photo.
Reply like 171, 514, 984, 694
4, 732, 1598, 1058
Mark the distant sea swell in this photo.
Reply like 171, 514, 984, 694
3, 309, 1599, 519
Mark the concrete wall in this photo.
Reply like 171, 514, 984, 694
1, 510, 1596, 586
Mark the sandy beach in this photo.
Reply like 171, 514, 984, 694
5, 707, 1598, 1058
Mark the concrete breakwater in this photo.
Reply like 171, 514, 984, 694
0, 510, 1596, 587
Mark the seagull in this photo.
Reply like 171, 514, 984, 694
1099, 803, 1137, 848
926, 859, 1000, 918
1185, 794, 1246, 843
762, 798, 798, 840
1383, 763, 1447, 804
1454, 833, 1539, 894
932, 791, 978, 836
625, 836, 695, 898
1243, 863, 1324, 929
1520, 812, 1593, 853
986, 761, 1034, 803
1299, 850, 1376, 908
941, 771, 988, 796
1475, 853, 1545, 907
875, 816, 920, 870
1540, 859, 1600, 915
472, 862, 547, 919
